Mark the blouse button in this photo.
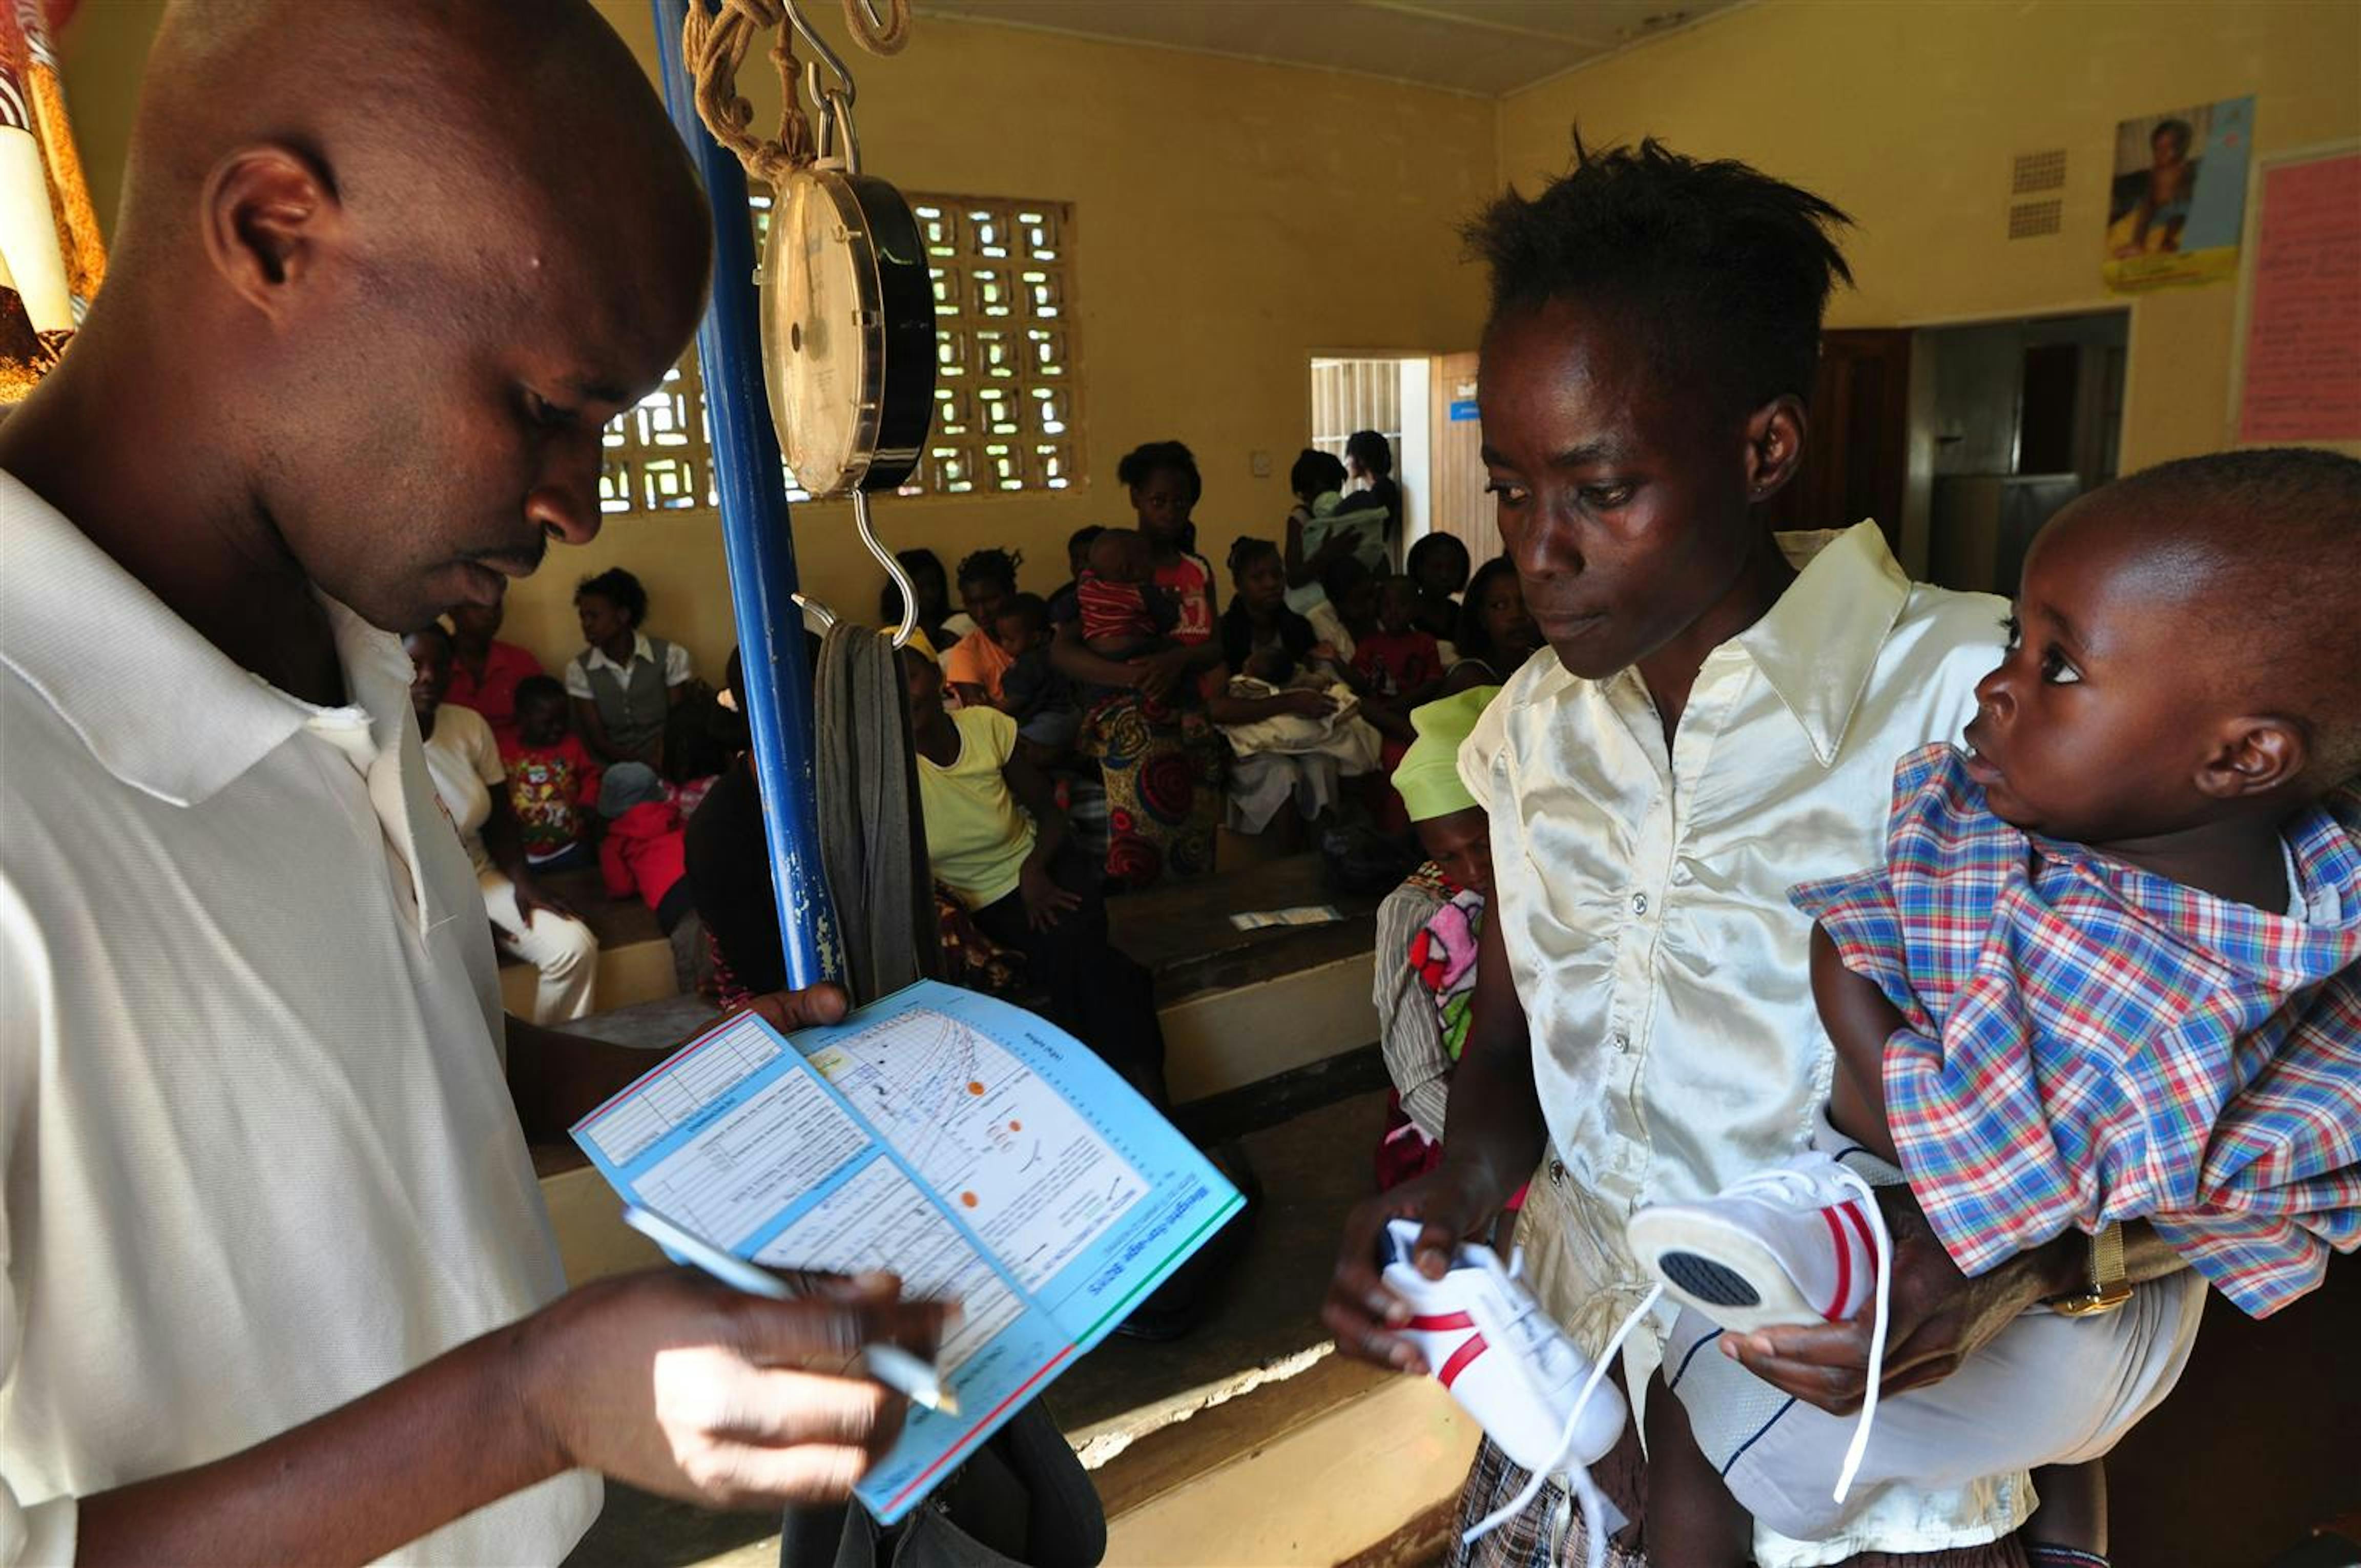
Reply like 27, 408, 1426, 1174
1630, 892, 1649, 915
1548, 1159, 1568, 1186
1611, 1030, 1631, 1054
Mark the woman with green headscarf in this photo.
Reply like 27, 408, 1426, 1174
1372, 685, 1517, 1196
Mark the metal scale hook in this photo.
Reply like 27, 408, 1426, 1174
777, 0, 914, 645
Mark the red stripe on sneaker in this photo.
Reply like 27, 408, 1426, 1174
1818, 1206, 1852, 1322
1837, 1201, 1879, 1316
1436, 1332, 1489, 1389
1406, 1311, 1477, 1331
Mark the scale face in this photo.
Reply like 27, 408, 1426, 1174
759, 167, 935, 495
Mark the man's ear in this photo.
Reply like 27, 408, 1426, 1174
201, 143, 341, 314
1741, 394, 1809, 505
2196, 715, 2308, 801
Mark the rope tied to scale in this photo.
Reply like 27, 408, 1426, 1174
681, 0, 910, 185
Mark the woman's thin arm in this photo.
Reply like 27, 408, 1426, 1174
1047, 620, 1140, 687
1002, 750, 1070, 861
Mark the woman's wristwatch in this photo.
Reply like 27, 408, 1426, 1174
2049, 1222, 2133, 1317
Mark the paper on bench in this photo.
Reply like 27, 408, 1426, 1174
571, 979, 1242, 1524
1229, 903, 1347, 931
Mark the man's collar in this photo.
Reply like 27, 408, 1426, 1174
0, 469, 406, 808
1732, 522, 1913, 767
585, 631, 655, 671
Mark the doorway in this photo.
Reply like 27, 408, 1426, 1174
1912, 311, 2128, 595
1772, 312, 2129, 596
1309, 355, 1431, 565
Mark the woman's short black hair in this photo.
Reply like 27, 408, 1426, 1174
1406, 531, 1472, 583
1116, 440, 1203, 505
1464, 135, 1853, 415
1453, 555, 1522, 669
575, 567, 649, 627
1345, 430, 1393, 477
1289, 448, 1348, 501
956, 547, 1022, 592
2151, 117, 2194, 154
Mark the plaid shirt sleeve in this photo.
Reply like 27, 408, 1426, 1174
1800, 748, 2361, 1315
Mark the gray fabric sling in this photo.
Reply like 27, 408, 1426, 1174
812, 623, 936, 1004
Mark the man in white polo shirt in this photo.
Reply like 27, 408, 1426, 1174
0, 3, 943, 1564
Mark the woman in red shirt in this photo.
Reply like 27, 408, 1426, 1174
444, 599, 545, 750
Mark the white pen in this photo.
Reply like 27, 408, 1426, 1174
622, 1203, 960, 1416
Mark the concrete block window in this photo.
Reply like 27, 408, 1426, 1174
594, 190, 1084, 515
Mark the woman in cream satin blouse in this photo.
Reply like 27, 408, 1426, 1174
1324, 141, 2190, 1568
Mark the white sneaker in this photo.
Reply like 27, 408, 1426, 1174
1625, 1151, 1883, 1333
1624, 1151, 1894, 1504
1378, 1219, 1625, 1476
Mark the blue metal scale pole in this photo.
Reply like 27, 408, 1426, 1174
652, 0, 841, 989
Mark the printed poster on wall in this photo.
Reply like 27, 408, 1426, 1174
2236, 150, 2361, 444
2102, 96, 2255, 295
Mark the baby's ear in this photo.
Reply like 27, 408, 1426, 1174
2196, 715, 2308, 801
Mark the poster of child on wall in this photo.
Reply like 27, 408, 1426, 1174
2103, 96, 2255, 294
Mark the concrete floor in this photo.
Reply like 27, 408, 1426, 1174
562, 1090, 1391, 1568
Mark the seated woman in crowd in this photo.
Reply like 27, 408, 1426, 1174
1439, 554, 1542, 695
1326, 138, 2136, 1568
1049, 439, 1228, 889
941, 546, 1022, 709
566, 566, 693, 774
900, 640, 1167, 1105
407, 626, 600, 1025
443, 597, 544, 750
1404, 532, 1473, 644
1213, 537, 1382, 838
1372, 687, 1504, 1198
879, 546, 972, 649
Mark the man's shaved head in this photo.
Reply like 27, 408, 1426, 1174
91, 0, 713, 631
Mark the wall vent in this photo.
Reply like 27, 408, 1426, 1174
2012, 149, 2067, 195
2008, 198, 2064, 240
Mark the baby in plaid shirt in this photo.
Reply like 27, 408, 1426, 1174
1630, 450, 2361, 1564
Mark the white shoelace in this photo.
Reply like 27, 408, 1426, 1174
1711, 1161, 1894, 1502
1458, 1161, 1892, 1562
1461, 1273, 1665, 1568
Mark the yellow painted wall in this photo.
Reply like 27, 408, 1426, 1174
59, 4, 1496, 680
58, 0, 2359, 679
1497, 0, 2361, 473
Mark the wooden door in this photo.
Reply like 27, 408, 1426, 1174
1424, 352, 1499, 562
1767, 328, 1913, 544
